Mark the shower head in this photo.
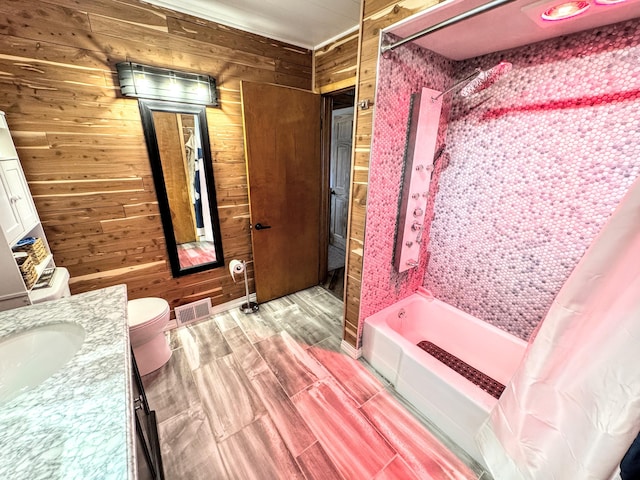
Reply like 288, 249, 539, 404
432, 61, 512, 102
459, 61, 512, 97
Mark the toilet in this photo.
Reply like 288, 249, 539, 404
127, 297, 172, 376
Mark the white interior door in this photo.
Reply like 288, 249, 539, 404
329, 107, 353, 249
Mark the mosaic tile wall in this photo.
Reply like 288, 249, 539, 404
359, 38, 454, 327
360, 19, 640, 342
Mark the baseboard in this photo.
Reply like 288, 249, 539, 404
165, 293, 257, 330
340, 339, 362, 359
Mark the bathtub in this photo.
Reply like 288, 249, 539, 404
362, 289, 527, 467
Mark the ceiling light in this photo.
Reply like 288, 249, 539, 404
594, 0, 627, 4
541, 1, 590, 20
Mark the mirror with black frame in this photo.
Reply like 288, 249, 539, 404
138, 99, 224, 277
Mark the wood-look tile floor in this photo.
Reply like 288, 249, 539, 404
142, 286, 493, 480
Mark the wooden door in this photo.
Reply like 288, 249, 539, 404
329, 107, 353, 249
241, 82, 321, 302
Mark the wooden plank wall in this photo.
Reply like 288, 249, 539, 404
314, 30, 359, 93
0, 0, 311, 311
342, 0, 443, 347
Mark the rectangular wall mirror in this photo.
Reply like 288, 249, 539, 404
138, 99, 224, 277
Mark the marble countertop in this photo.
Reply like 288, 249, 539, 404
0, 285, 135, 480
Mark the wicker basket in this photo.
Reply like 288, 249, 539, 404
15, 254, 37, 289
13, 237, 48, 264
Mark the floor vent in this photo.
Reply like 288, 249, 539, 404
175, 298, 212, 326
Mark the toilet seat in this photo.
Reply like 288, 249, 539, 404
128, 297, 169, 328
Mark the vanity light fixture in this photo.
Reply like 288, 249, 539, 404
116, 62, 218, 106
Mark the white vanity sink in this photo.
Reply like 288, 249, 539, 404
0, 322, 85, 405
0, 286, 134, 479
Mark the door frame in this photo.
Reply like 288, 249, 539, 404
320, 87, 356, 285
320, 96, 330, 285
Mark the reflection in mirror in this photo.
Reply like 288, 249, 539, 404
138, 99, 224, 277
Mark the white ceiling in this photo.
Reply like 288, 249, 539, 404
142, 0, 361, 49
387, 0, 640, 60
142, 0, 640, 56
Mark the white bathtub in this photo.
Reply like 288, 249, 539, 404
362, 289, 527, 467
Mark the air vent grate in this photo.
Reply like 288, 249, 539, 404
175, 298, 212, 326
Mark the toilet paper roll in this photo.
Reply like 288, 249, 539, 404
229, 259, 245, 282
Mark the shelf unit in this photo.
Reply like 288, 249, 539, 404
0, 111, 68, 311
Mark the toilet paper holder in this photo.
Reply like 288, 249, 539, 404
229, 259, 259, 314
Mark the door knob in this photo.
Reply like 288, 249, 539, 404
254, 223, 271, 230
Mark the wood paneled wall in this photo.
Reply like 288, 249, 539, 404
0, 0, 311, 310
342, 0, 443, 347
314, 30, 359, 93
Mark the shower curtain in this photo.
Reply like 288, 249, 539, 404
476, 175, 640, 480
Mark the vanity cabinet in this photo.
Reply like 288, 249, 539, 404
0, 111, 63, 311
131, 352, 164, 480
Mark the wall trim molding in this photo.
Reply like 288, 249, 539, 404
317, 77, 357, 94
340, 339, 362, 359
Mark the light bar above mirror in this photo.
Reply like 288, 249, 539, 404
116, 61, 219, 106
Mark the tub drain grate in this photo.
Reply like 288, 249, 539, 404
416, 341, 506, 400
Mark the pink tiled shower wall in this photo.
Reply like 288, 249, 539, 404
359, 37, 454, 328
360, 20, 640, 343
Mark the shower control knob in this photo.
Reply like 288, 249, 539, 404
411, 221, 422, 232
422, 192, 428, 198
413, 207, 423, 217
415, 164, 424, 172
411, 193, 420, 200
405, 241, 413, 247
